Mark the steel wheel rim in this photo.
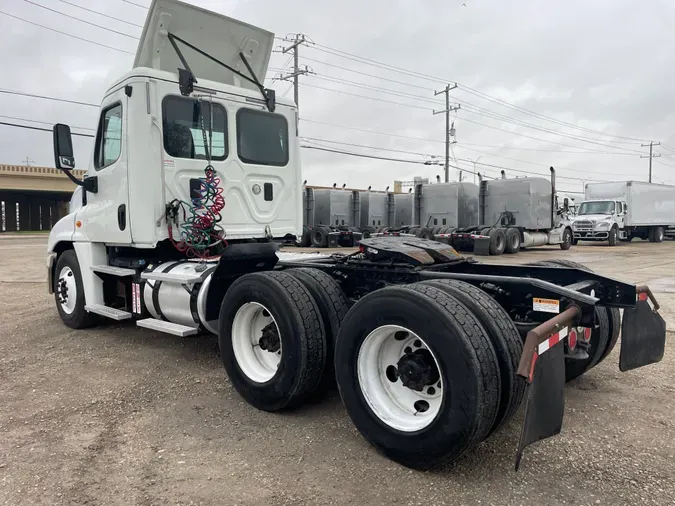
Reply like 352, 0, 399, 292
357, 325, 444, 432
231, 302, 282, 383
56, 266, 77, 315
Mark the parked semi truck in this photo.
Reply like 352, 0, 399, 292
446, 168, 574, 255
572, 181, 675, 245
47, 0, 666, 472
296, 186, 363, 247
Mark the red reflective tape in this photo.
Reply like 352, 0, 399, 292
638, 292, 648, 301
538, 327, 569, 355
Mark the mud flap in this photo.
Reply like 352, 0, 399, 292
515, 341, 565, 471
619, 298, 666, 372
473, 237, 491, 256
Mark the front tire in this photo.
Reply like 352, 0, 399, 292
218, 271, 327, 411
560, 227, 572, 250
53, 250, 97, 329
608, 226, 618, 246
334, 284, 500, 470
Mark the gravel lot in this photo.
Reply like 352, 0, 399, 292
1, 236, 674, 506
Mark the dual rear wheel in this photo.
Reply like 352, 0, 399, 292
219, 271, 525, 469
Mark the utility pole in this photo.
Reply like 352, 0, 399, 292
433, 84, 459, 183
279, 34, 312, 131
640, 141, 661, 183
22, 156, 34, 167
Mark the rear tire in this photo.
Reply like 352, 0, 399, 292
54, 250, 98, 329
334, 284, 500, 470
420, 279, 525, 434
504, 228, 521, 254
653, 226, 664, 243
488, 228, 506, 255
218, 271, 327, 411
310, 227, 329, 248
286, 268, 350, 393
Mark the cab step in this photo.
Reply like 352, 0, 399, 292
91, 265, 136, 277
85, 304, 132, 321
136, 318, 199, 337
140, 270, 205, 284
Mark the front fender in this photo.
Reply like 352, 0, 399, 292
47, 213, 76, 253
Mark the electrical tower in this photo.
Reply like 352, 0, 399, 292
22, 156, 34, 167
433, 84, 460, 183
640, 141, 661, 183
279, 34, 313, 131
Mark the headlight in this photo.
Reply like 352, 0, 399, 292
595, 222, 610, 230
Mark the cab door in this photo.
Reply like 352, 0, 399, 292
76, 87, 131, 244
615, 201, 625, 229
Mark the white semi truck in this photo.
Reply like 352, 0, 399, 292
572, 181, 675, 245
46, 0, 666, 472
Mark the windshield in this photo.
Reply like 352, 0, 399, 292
578, 201, 615, 216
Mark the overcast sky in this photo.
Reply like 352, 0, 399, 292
1, 0, 674, 195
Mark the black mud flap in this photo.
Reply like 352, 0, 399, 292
515, 341, 566, 471
473, 237, 491, 256
619, 299, 666, 372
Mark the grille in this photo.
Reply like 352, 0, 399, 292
575, 220, 593, 231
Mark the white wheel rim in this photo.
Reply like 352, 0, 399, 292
56, 266, 77, 315
357, 325, 443, 432
231, 302, 282, 383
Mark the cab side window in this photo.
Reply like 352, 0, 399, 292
94, 103, 122, 170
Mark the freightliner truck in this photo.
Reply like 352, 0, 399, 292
46, 0, 666, 471
572, 181, 675, 245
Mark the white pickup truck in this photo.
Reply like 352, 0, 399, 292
572, 181, 675, 245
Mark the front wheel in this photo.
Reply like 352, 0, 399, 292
608, 226, 618, 246
560, 227, 572, 250
53, 250, 97, 329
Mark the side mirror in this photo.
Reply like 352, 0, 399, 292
53, 123, 75, 171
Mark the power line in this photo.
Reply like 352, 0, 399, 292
0, 10, 135, 55
301, 81, 646, 154
456, 84, 650, 144
21, 0, 138, 40
308, 71, 644, 154
0, 121, 94, 138
301, 83, 433, 112
0, 89, 99, 108
301, 144, 430, 165
57, 0, 143, 28
302, 56, 434, 92
0, 115, 95, 132
308, 42, 653, 144
302, 136, 431, 157
458, 103, 645, 153
455, 143, 645, 178
301, 135, 623, 182
121, 0, 147, 8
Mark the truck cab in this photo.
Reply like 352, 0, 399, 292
571, 199, 626, 244
48, 0, 301, 257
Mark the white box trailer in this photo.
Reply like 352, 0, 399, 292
572, 181, 675, 245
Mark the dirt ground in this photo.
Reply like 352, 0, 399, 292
1, 236, 674, 506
